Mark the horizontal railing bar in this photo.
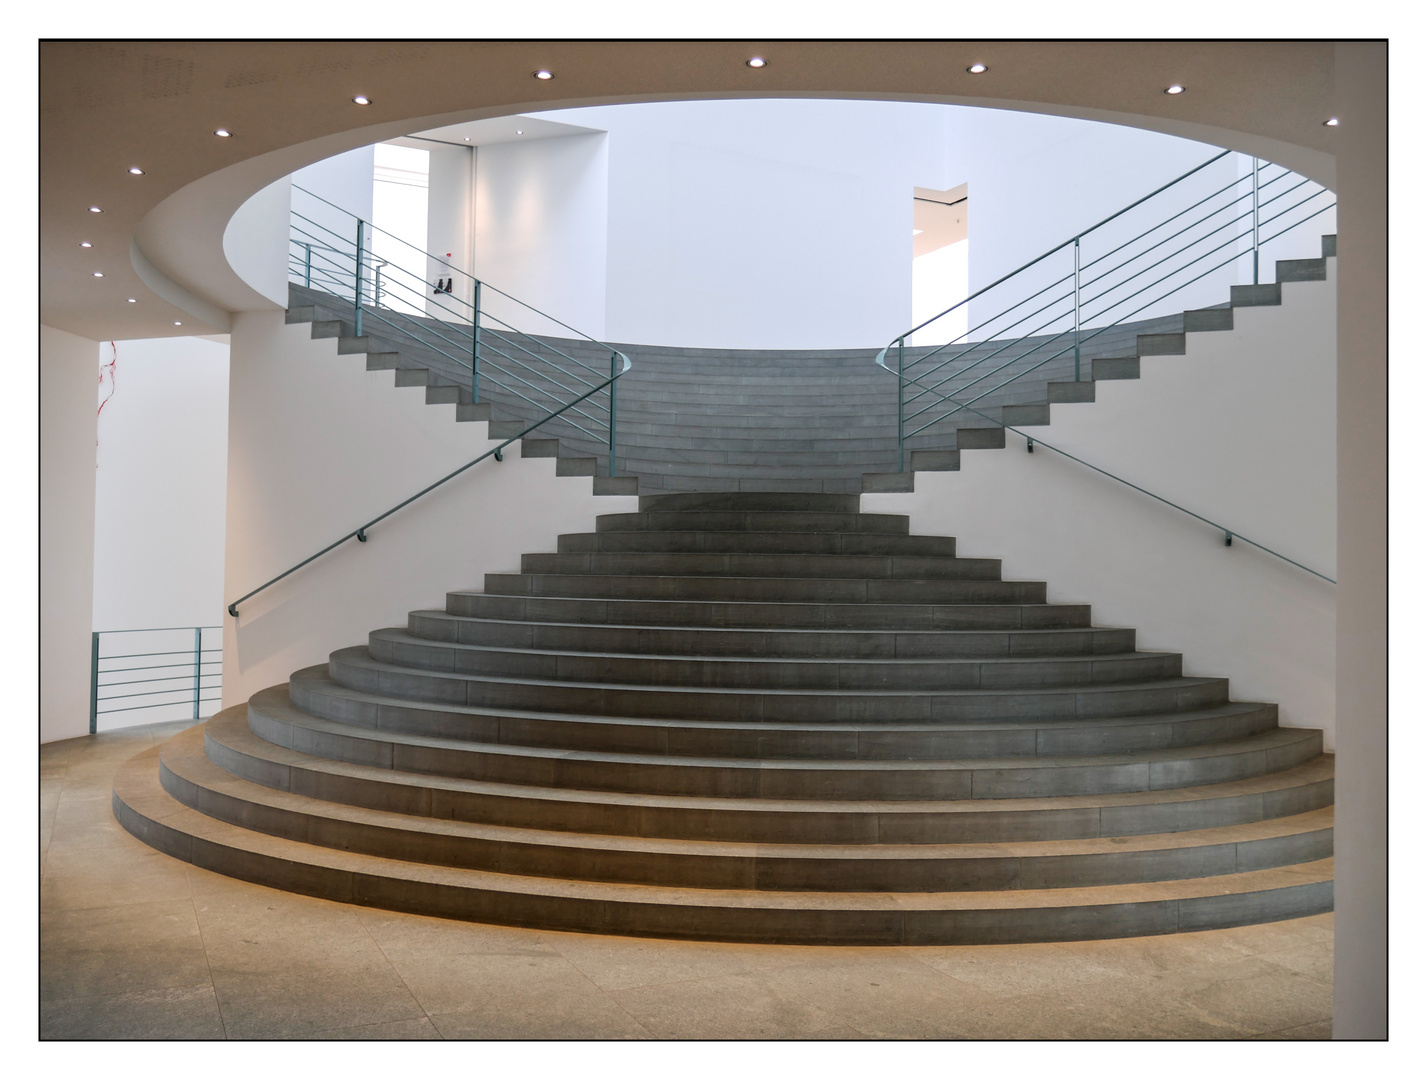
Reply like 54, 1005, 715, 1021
95, 649, 218, 661
1079, 207, 1255, 311
1077, 174, 1253, 275
1258, 201, 1336, 246
906, 273, 1076, 374
96, 626, 220, 634
478, 335, 603, 388
98, 697, 223, 716
893, 150, 1231, 343
98, 660, 222, 676
1079, 198, 1253, 297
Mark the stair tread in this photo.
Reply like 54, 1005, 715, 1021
289, 670, 1261, 739
117, 746, 1335, 915
231, 695, 1339, 813
280, 675, 1308, 771
370, 626, 1167, 667
167, 723, 1334, 861
332, 645, 1224, 699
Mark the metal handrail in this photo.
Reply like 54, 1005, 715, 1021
227, 355, 631, 617
873, 365, 1336, 585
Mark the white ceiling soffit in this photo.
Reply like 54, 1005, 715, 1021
403, 114, 606, 149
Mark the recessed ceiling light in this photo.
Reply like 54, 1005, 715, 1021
352, 95, 371, 105
214, 128, 232, 138
128, 166, 144, 175
1324, 117, 1340, 127
92, 272, 104, 277
464, 137, 471, 142
516, 129, 523, 135
746, 57, 767, 69
966, 63, 988, 74
127, 298, 136, 303
88, 206, 102, 213
533, 70, 554, 80
174, 321, 182, 326
1164, 85, 1186, 95
80, 241, 92, 248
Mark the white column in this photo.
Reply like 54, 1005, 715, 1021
40, 325, 100, 743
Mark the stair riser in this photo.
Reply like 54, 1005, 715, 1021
447, 594, 1094, 631
328, 655, 1227, 724
242, 707, 1335, 844
598, 512, 907, 534
640, 492, 858, 512
518, 553, 1002, 581
160, 756, 1333, 893
365, 635, 1183, 691
409, 614, 1135, 659
486, 574, 1047, 605
114, 792, 1335, 944
282, 680, 1277, 760
558, 532, 958, 556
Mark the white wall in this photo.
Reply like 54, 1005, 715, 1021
426, 142, 474, 314
93, 336, 230, 632
865, 260, 1337, 747
472, 132, 610, 339
40, 325, 100, 743
222, 310, 638, 706
495, 100, 1332, 351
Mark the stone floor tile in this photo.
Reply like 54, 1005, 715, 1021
911, 940, 1130, 998
40, 984, 226, 1040
208, 958, 426, 1039
1049, 928, 1260, 977
1171, 962, 1332, 1035
41, 845, 193, 911
755, 953, 1002, 1039
976, 975, 1256, 1040
356, 907, 558, 960
546, 931, 766, 992
41, 899, 209, 1001
608, 970, 854, 1039
1255, 944, 1334, 983
294, 1016, 444, 1040
1248, 1018, 1333, 1039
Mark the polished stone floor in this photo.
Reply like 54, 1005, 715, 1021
39, 719, 1334, 1040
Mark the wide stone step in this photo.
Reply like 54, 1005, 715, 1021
113, 748, 1334, 945
234, 691, 1334, 841
446, 592, 1094, 630
364, 629, 1180, 691
484, 572, 1047, 605
327, 647, 1226, 724
596, 510, 908, 534
640, 492, 859, 513
556, 529, 957, 556
161, 723, 1333, 893
283, 671, 1276, 761
407, 612, 1133, 658
517, 551, 1002, 581
261, 684, 1316, 801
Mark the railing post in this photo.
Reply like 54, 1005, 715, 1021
608, 352, 619, 477
193, 627, 202, 720
471, 280, 482, 404
89, 632, 99, 735
1251, 157, 1261, 285
303, 242, 312, 288
896, 337, 906, 473
1073, 236, 1082, 382
354, 219, 366, 338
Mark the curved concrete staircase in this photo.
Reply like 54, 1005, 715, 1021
115, 490, 1333, 944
